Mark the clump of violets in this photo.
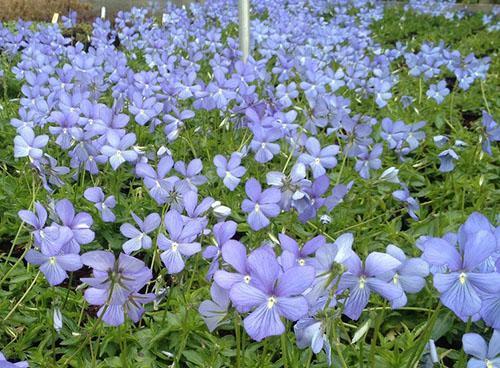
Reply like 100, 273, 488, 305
228, 247, 315, 341
419, 212, 500, 323
81, 251, 154, 326
84, 186, 117, 222
213, 152, 246, 191
20, 200, 93, 285
462, 330, 500, 368
241, 178, 281, 231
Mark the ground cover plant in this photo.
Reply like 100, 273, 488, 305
0, 0, 499, 367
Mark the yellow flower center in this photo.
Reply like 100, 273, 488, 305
393, 273, 399, 285
49, 257, 56, 265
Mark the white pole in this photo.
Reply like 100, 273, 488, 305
238, 0, 249, 62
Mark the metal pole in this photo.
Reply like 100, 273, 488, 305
238, 0, 249, 62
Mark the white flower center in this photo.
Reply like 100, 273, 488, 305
393, 273, 399, 285
267, 296, 277, 309
298, 258, 306, 266
254, 203, 260, 212
359, 276, 367, 289
49, 256, 56, 264
171, 242, 179, 252
459, 272, 467, 285
244, 275, 251, 284
314, 157, 321, 164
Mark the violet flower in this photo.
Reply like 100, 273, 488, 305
298, 137, 339, 178
462, 330, 500, 368
14, 127, 48, 161
383, 244, 429, 309
158, 210, 202, 274
198, 283, 230, 332
213, 152, 246, 191
84, 187, 116, 222
339, 252, 403, 320
120, 212, 161, 254
203, 220, 237, 280
420, 213, 500, 321
438, 149, 459, 172
241, 178, 281, 231
229, 248, 315, 341
81, 251, 153, 326
101, 132, 138, 170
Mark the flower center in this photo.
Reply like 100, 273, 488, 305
49, 256, 56, 265
459, 272, 467, 285
254, 203, 260, 212
244, 275, 251, 284
359, 276, 367, 289
298, 258, 305, 266
171, 242, 179, 252
486, 360, 493, 368
314, 157, 321, 164
393, 273, 399, 285
267, 296, 277, 309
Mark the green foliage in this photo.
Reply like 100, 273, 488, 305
0, 6, 499, 368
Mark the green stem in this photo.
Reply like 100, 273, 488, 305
281, 333, 289, 368
369, 303, 386, 368
406, 303, 442, 368
235, 313, 241, 368
480, 81, 491, 114
3, 271, 40, 321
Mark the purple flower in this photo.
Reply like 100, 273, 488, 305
135, 156, 177, 205
14, 127, 48, 161
101, 132, 138, 170
278, 234, 325, 269
249, 124, 282, 163
355, 144, 383, 179
420, 213, 500, 320
384, 244, 429, 309
129, 92, 162, 126
339, 252, 403, 320
298, 137, 339, 178
81, 251, 153, 326
380, 118, 409, 150
55, 199, 94, 254
213, 152, 246, 191
198, 283, 230, 332
481, 111, 500, 156
294, 318, 331, 366
0, 353, 29, 368
324, 181, 354, 211
214, 239, 252, 291
438, 149, 459, 172
84, 187, 116, 222
203, 220, 237, 280
462, 330, 500, 368
296, 175, 330, 223
229, 248, 315, 341
241, 178, 281, 231
174, 158, 207, 191
392, 186, 420, 220
427, 80, 450, 104
120, 212, 161, 254
266, 162, 311, 211
48, 111, 83, 149
25, 240, 82, 286
158, 210, 202, 274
